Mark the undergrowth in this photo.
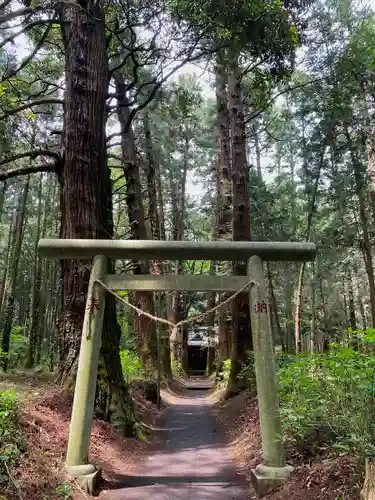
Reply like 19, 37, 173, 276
238, 329, 375, 458
0, 389, 26, 486
120, 349, 145, 381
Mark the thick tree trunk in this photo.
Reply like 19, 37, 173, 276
58, 2, 135, 433
114, 74, 157, 374
227, 55, 252, 396
1, 177, 30, 370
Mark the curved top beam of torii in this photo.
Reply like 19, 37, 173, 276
38, 238, 316, 262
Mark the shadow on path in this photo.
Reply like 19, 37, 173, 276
100, 382, 251, 499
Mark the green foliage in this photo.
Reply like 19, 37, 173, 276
168, 0, 307, 81
8, 329, 28, 369
278, 339, 375, 456
119, 350, 145, 381
54, 482, 72, 500
238, 352, 256, 386
0, 390, 26, 485
216, 359, 231, 383
0, 328, 29, 370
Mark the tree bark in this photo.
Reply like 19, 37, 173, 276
58, 2, 135, 433
227, 54, 252, 396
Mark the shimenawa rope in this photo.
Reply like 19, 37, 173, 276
94, 278, 260, 344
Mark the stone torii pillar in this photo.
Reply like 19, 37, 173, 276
248, 254, 292, 496
38, 239, 316, 496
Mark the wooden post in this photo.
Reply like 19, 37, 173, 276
248, 255, 292, 497
66, 255, 107, 468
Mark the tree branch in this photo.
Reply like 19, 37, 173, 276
245, 77, 326, 123
0, 7, 37, 23
0, 19, 61, 49
0, 0, 13, 11
0, 150, 60, 167
2, 25, 52, 83
0, 163, 55, 181
0, 98, 63, 120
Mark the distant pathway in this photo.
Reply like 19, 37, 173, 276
100, 383, 250, 500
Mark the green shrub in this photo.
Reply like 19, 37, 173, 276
8, 330, 28, 369
0, 389, 26, 485
216, 359, 231, 383
120, 349, 144, 381
0, 327, 29, 370
238, 351, 256, 386
54, 482, 72, 499
278, 342, 375, 456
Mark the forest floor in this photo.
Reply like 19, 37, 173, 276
213, 389, 364, 500
1, 371, 160, 500
0, 373, 365, 500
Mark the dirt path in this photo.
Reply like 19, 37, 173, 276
100, 387, 251, 499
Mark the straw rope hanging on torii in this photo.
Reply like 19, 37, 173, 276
94, 278, 260, 344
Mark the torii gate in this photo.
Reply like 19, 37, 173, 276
38, 239, 316, 496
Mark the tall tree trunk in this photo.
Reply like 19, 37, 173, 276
58, 2, 135, 433
169, 133, 189, 371
25, 174, 43, 368
206, 260, 217, 376
266, 262, 284, 350
0, 213, 14, 319
215, 59, 232, 369
253, 121, 262, 177
346, 127, 375, 327
143, 113, 171, 377
227, 54, 252, 396
295, 146, 326, 353
143, 113, 161, 241
114, 73, 157, 374
0, 181, 7, 224
1, 176, 30, 370
347, 269, 357, 331
310, 261, 316, 354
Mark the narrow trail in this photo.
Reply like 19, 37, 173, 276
100, 381, 251, 499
